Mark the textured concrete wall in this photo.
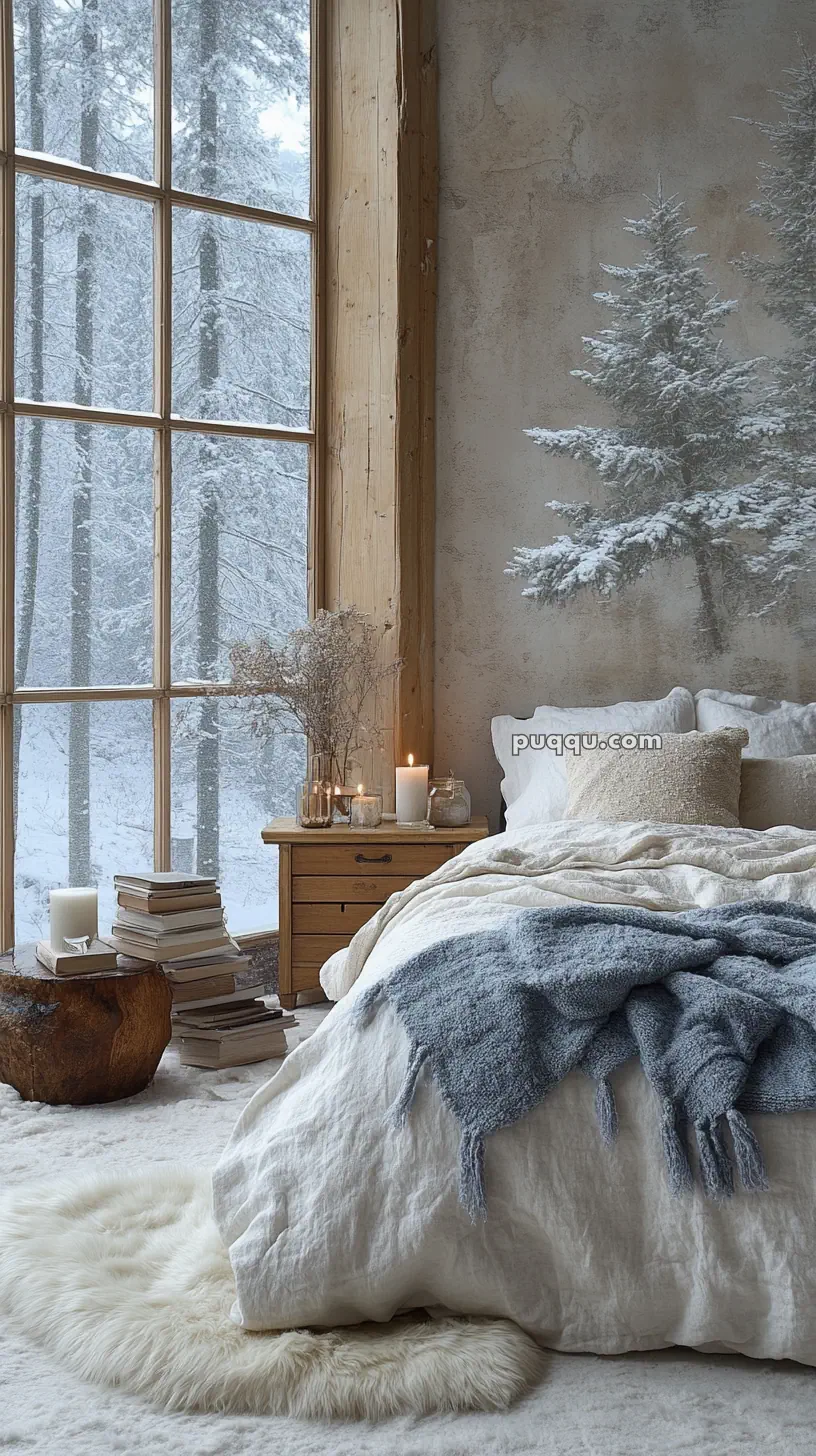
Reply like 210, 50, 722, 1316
434, 0, 816, 825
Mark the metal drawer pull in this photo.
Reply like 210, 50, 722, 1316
354, 852, 393, 864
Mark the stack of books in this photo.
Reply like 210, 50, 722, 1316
110, 872, 232, 962
171, 1002, 297, 1069
111, 871, 296, 1069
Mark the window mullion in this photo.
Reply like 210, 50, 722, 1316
152, 0, 172, 873
0, 0, 15, 948
308, 0, 326, 617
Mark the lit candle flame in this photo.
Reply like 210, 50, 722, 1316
407, 753, 414, 767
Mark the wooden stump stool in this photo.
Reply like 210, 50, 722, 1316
0, 944, 172, 1105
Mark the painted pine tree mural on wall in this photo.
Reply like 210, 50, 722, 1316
509, 47, 816, 655
734, 42, 816, 599
507, 188, 789, 655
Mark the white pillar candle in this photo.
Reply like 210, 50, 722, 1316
395, 754, 429, 824
49, 887, 98, 952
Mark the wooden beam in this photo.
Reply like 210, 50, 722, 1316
323, 0, 437, 806
395, 0, 437, 770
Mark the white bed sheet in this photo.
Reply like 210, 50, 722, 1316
213, 821, 816, 1363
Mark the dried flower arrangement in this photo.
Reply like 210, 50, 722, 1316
230, 606, 401, 785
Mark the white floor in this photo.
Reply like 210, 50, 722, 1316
3, 1005, 816, 1456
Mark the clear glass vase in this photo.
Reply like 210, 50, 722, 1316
297, 778, 334, 828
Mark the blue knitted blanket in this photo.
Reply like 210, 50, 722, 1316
353, 900, 816, 1218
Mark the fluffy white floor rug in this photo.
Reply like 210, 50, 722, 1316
7, 1019, 816, 1454
0, 1164, 543, 1421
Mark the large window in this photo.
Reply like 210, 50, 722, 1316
0, 0, 318, 945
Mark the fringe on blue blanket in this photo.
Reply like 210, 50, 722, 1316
459, 1129, 487, 1221
660, 1098, 693, 1194
390, 1043, 429, 1128
353, 983, 768, 1211
594, 1077, 618, 1145
725, 1109, 768, 1193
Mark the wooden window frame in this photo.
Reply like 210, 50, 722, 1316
0, 0, 326, 947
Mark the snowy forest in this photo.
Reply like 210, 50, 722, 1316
509, 46, 816, 660
12, 0, 311, 939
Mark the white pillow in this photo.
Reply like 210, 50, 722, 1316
492, 687, 695, 830
695, 689, 816, 758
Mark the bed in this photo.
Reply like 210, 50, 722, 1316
212, 817, 816, 1364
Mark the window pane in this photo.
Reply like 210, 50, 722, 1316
14, 0, 153, 179
171, 0, 310, 217
172, 208, 310, 428
171, 697, 303, 934
15, 177, 153, 412
171, 434, 308, 682
14, 701, 154, 943
15, 421, 153, 688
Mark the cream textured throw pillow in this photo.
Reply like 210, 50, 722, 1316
739, 756, 816, 831
564, 728, 749, 828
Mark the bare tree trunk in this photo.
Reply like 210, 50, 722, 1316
693, 544, 724, 659
13, 0, 46, 828
69, 0, 99, 885
675, 445, 725, 656
195, 0, 220, 876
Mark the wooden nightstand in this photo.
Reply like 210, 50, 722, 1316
262, 816, 490, 1007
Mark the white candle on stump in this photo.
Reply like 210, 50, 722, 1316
49, 887, 98, 952
395, 754, 429, 824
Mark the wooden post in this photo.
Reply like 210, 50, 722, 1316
323, 0, 437, 805
395, 0, 437, 771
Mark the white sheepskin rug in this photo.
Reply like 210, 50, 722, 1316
0, 1165, 544, 1421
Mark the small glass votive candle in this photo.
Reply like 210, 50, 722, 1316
427, 776, 472, 827
297, 779, 334, 828
350, 784, 383, 829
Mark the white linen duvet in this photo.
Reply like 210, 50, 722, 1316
213, 821, 816, 1363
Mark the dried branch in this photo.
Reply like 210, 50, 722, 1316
230, 606, 402, 781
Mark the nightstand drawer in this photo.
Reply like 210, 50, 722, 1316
293, 902, 380, 934
291, 843, 452, 877
292, 932, 352, 967
265, 815, 489, 1009
292, 875, 415, 902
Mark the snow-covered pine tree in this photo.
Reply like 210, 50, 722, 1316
735, 41, 816, 600
507, 187, 785, 655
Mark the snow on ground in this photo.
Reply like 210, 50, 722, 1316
5, 1006, 816, 1455
13, 713, 282, 943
